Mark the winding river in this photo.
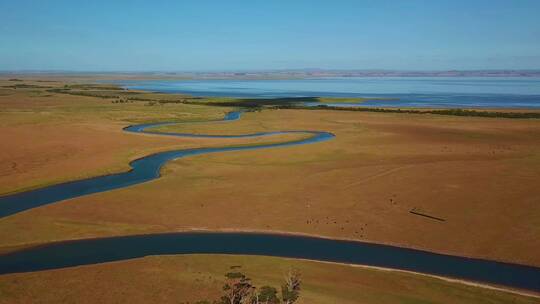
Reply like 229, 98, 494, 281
0, 111, 333, 218
0, 111, 539, 293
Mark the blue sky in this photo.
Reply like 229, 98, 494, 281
1, 0, 539, 71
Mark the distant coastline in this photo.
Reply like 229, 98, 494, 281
2, 69, 540, 81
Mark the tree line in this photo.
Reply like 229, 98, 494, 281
194, 268, 302, 304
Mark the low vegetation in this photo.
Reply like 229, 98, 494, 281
193, 98, 540, 119
33, 81, 540, 119
307, 105, 540, 119
2, 83, 54, 89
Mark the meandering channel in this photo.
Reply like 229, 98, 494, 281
0, 111, 539, 293
0, 111, 333, 218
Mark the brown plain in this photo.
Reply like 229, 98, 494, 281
0, 86, 303, 194
2, 97, 539, 266
1, 80, 540, 302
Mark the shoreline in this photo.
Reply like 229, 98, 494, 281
308, 259, 540, 299
4, 72, 540, 81
1, 228, 539, 298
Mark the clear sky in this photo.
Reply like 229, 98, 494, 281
1, 0, 540, 71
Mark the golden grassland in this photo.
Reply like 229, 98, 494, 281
1, 78, 540, 302
0, 254, 537, 304
0, 82, 305, 194
2, 104, 539, 266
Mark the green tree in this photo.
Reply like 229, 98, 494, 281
258, 286, 279, 304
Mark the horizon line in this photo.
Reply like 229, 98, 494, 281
2, 69, 540, 74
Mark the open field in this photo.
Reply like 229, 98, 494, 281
0, 82, 305, 194
0, 254, 537, 304
1, 87, 539, 265
1, 79, 540, 301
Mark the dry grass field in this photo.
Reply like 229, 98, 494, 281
0, 82, 304, 194
1, 78, 540, 302
0, 255, 537, 304
2, 96, 539, 265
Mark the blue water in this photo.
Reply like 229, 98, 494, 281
0, 111, 333, 218
0, 232, 539, 292
113, 77, 540, 108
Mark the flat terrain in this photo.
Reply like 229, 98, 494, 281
1, 79, 540, 302
0, 254, 537, 304
2, 89, 539, 265
0, 83, 304, 194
